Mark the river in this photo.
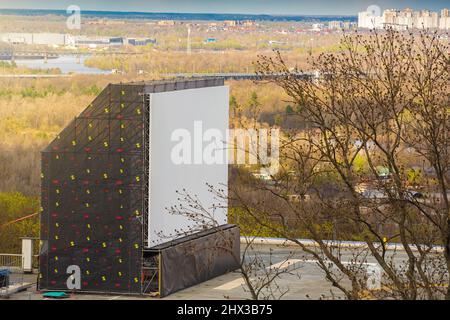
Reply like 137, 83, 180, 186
13, 55, 110, 75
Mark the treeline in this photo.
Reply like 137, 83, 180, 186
0, 60, 61, 75
84, 49, 315, 74
0, 76, 117, 195
0, 192, 39, 254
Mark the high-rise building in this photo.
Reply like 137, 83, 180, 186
440, 8, 450, 30
342, 21, 353, 30
358, 8, 450, 30
383, 9, 398, 25
431, 12, 440, 28
358, 11, 384, 29
398, 8, 415, 29
328, 21, 343, 30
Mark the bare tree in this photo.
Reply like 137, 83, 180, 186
232, 28, 450, 300
165, 185, 301, 300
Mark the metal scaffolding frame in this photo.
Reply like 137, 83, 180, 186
39, 78, 227, 296
40, 82, 146, 295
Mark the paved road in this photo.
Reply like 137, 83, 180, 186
7, 244, 412, 300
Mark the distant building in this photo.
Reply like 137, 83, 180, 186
311, 23, 325, 32
127, 38, 157, 46
222, 20, 255, 28
415, 10, 439, 29
342, 21, 355, 30
74, 36, 131, 48
328, 21, 354, 30
0, 33, 131, 48
74, 36, 110, 48
383, 9, 397, 25
268, 40, 286, 46
0, 32, 159, 49
328, 21, 343, 29
157, 20, 176, 26
0, 33, 74, 46
396, 8, 415, 29
87, 19, 126, 25
242, 20, 256, 27
203, 38, 217, 44
224, 20, 238, 27
439, 9, 450, 30
358, 7, 450, 30
109, 37, 125, 46
358, 11, 384, 29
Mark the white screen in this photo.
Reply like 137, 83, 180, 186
148, 86, 229, 247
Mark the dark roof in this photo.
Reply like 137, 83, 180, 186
122, 77, 224, 93
146, 224, 238, 252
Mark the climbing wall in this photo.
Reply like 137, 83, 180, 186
39, 83, 146, 294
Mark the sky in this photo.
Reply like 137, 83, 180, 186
0, 0, 447, 15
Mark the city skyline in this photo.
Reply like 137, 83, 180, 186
0, 0, 447, 16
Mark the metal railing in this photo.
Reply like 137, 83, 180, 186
0, 254, 25, 296
0, 254, 24, 272
33, 255, 39, 270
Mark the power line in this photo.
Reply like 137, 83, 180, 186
0, 212, 39, 229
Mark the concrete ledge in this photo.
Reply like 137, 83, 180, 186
241, 237, 445, 253
0, 283, 33, 298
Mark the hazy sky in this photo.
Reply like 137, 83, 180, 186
0, 0, 447, 15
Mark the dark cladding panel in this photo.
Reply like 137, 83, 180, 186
39, 152, 51, 289
78, 84, 112, 118
39, 83, 145, 294
40, 154, 143, 293
157, 225, 240, 297
110, 83, 145, 103
143, 78, 224, 94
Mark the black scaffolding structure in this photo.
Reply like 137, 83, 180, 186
39, 79, 240, 296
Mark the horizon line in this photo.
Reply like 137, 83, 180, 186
0, 8, 359, 18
